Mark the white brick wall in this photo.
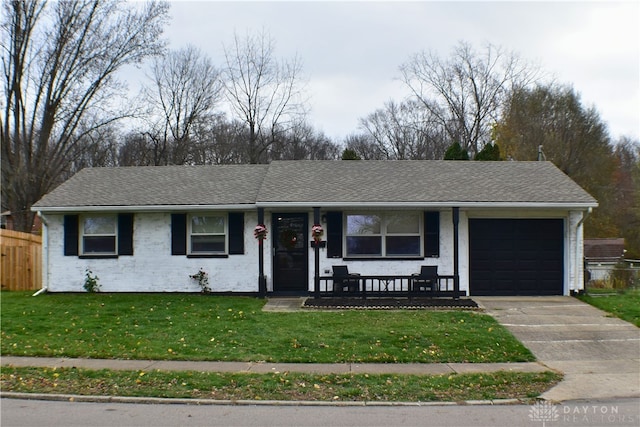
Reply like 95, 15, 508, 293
44, 212, 260, 292
41, 208, 584, 295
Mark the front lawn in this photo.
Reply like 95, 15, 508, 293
1, 292, 534, 363
0, 366, 560, 402
577, 288, 640, 327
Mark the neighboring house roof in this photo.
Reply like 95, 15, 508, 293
32, 160, 598, 212
584, 238, 625, 262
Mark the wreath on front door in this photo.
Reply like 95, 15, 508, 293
279, 228, 298, 249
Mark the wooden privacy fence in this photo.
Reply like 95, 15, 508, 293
1, 229, 42, 291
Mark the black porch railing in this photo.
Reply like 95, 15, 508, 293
316, 275, 464, 299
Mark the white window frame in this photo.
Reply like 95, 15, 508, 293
345, 211, 423, 258
80, 214, 117, 255
188, 213, 228, 255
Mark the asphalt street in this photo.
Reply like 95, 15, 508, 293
2, 397, 639, 427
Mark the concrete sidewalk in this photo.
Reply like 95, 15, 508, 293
0, 356, 547, 376
475, 296, 640, 402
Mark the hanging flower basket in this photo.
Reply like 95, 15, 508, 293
254, 224, 268, 241
311, 224, 324, 243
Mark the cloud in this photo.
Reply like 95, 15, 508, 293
153, 1, 639, 141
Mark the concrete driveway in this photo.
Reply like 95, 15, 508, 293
476, 296, 640, 402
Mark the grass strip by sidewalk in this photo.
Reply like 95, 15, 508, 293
1, 293, 533, 363
577, 288, 640, 327
0, 366, 561, 403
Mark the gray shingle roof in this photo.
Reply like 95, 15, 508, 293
32, 161, 597, 210
33, 165, 269, 208
258, 160, 597, 206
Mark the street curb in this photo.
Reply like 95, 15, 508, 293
0, 392, 527, 407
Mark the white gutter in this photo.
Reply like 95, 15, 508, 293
32, 211, 49, 296
29, 200, 598, 216
32, 201, 599, 214
573, 207, 592, 293
31, 204, 255, 213
256, 201, 599, 209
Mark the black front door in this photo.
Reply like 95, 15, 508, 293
273, 213, 308, 294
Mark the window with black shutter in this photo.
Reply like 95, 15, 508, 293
424, 211, 440, 257
64, 213, 134, 257
64, 215, 79, 256
228, 212, 244, 255
171, 213, 187, 255
118, 213, 134, 256
172, 212, 244, 257
326, 211, 343, 258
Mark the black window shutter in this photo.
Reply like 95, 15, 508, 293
118, 213, 134, 256
63, 215, 79, 256
326, 211, 343, 258
228, 212, 244, 255
171, 213, 187, 255
424, 211, 440, 257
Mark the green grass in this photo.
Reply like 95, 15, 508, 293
577, 288, 640, 327
1, 292, 533, 363
0, 366, 561, 402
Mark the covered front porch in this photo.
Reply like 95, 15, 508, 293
256, 206, 464, 300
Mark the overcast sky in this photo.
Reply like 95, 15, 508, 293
159, 1, 639, 142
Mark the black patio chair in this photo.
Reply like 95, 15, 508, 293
411, 266, 438, 295
332, 265, 361, 294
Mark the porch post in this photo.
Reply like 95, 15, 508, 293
452, 207, 460, 300
258, 207, 266, 297
313, 207, 320, 299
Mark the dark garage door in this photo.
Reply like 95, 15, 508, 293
469, 219, 564, 296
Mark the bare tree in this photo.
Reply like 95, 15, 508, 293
1, 0, 169, 231
117, 132, 155, 166
343, 133, 386, 160
400, 41, 538, 156
188, 114, 246, 165
221, 29, 307, 164
143, 44, 222, 165
70, 122, 120, 170
269, 121, 340, 160
359, 99, 448, 160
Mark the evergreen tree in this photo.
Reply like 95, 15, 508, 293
444, 142, 469, 160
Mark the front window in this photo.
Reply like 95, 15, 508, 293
190, 215, 226, 254
346, 212, 421, 257
81, 215, 117, 254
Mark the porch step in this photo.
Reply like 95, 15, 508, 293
262, 297, 307, 312
303, 297, 479, 310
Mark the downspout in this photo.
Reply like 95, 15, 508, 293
576, 207, 592, 229
573, 208, 592, 294
32, 211, 48, 296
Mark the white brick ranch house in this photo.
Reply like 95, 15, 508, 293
32, 160, 597, 297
